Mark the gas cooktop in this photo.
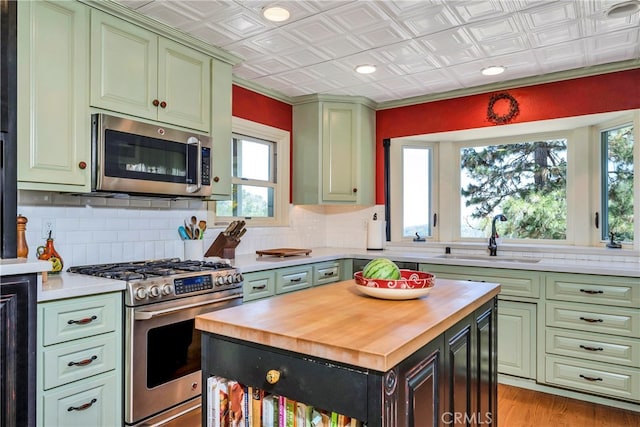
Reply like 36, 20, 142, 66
67, 258, 243, 306
67, 258, 233, 281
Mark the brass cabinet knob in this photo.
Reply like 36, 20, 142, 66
152, 99, 160, 107
78, 161, 87, 170
213, 176, 220, 182
352, 188, 358, 193
160, 101, 167, 108
265, 369, 280, 384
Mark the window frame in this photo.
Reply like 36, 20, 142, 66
389, 138, 439, 243
389, 109, 639, 251
213, 117, 290, 227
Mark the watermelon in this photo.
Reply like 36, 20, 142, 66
362, 258, 401, 280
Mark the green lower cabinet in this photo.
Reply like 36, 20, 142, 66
497, 301, 536, 379
243, 260, 346, 302
37, 292, 122, 427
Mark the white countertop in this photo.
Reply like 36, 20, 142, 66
38, 272, 125, 302
0, 258, 51, 276
233, 247, 640, 278
20, 246, 639, 303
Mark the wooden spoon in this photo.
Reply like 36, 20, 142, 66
198, 220, 207, 237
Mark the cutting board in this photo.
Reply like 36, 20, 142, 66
256, 248, 312, 258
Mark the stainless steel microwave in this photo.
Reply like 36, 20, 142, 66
91, 114, 212, 197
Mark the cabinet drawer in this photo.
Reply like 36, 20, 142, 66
43, 333, 117, 390
313, 261, 341, 286
204, 336, 369, 422
546, 327, 640, 367
419, 265, 540, 298
243, 271, 276, 302
546, 273, 639, 308
276, 266, 312, 294
545, 355, 640, 402
41, 293, 120, 346
546, 301, 640, 338
42, 371, 120, 427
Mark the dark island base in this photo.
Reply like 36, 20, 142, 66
202, 298, 497, 427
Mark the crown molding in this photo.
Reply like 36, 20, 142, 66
81, 0, 241, 66
291, 93, 377, 109
232, 77, 294, 104
376, 59, 640, 110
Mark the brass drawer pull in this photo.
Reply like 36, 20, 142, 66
579, 374, 603, 382
579, 345, 604, 352
68, 398, 97, 412
266, 369, 281, 384
579, 317, 603, 323
580, 289, 604, 295
67, 315, 97, 325
67, 355, 98, 367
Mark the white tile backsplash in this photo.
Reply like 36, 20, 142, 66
16, 191, 638, 267
17, 191, 382, 267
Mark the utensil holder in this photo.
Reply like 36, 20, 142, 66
204, 233, 240, 259
184, 239, 204, 260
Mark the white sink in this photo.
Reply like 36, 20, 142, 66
433, 254, 541, 263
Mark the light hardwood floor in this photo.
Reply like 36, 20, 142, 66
498, 384, 640, 427
165, 384, 640, 426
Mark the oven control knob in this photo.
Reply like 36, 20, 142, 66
134, 287, 147, 300
233, 273, 243, 283
216, 276, 226, 286
149, 285, 161, 297
162, 283, 173, 295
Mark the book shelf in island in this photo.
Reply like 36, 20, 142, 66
206, 376, 362, 427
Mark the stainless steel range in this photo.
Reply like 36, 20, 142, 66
68, 258, 243, 426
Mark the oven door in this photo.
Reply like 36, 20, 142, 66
124, 292, 241, 425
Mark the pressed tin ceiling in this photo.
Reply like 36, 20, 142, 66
116, 0, 640, 103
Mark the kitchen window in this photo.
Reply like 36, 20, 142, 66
214, 117, 290, 226
599, 123, 634, 243
390, 110, 639, 248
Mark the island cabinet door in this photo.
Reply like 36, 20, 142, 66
442, 299, 497, 427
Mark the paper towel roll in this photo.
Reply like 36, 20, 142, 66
367, 219, 385, 250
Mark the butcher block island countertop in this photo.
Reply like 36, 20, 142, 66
196, 278, 500, 372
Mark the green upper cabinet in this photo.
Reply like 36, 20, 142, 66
17, 0, 91, 192
90, 10, 211, 132
208, 59, 233, 199
293, 96, 375, 205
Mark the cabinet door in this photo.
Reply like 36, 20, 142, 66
209, 59, 233, 198
498, 301, 536, 379
322, 102, 358, 202
444, 323, 473, 423
90, 10, 158, 120
17, 0, 90, 191
157, 38, 210, 132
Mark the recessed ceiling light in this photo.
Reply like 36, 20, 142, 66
481, 66, 506, 76
263, 6, 290, 22
355, 64, 376, 74
605, 0, 640, 18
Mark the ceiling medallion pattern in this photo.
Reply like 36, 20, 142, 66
487, 92, 519, 125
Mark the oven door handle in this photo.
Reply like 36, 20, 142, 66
186, 136, 202, 194
134, 294, 242, 320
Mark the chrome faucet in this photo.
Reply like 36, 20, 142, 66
488, 214, 507, 256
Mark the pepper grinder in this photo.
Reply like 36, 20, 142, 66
17, 215, 28, 258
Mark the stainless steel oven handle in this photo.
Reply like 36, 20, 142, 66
186, 136, 202, 193
134, 294, 241, 320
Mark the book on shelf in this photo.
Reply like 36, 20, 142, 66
249, 387, 263, 427
206, 376, 230, 427
261, 394, 276, 427
228, 380, 246, 427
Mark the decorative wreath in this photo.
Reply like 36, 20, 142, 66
487, 92, 519, 125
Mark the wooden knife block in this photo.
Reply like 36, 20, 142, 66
204, 232, 239, 259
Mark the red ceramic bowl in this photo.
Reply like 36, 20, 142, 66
354, 269, 436, 289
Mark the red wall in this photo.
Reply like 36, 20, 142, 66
375, 68, 640, 204
232, 85, 293, 199
232, 70, 640, 206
